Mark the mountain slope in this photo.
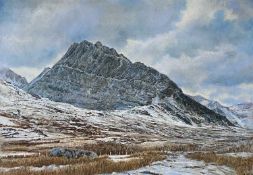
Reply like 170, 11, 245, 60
26, 40, 233, 126
0, 80, 248, 144
29, 67, 51, 87
230, 103, 253, 129
0, 80, 213, 141
0, 68, 28, 88
191, 95, 244, 127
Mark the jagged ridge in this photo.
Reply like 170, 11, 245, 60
26, 40, 233, 126
191, 95, 244, 127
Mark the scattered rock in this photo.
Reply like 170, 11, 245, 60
49, 148, 98, 159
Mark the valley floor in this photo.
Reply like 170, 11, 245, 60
0, 125, 252, 175
0, 81, 252, 174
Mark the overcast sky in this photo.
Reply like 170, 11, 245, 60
0, 0, 252, 105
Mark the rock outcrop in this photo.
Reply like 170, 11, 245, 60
49, 148, 98, 159
191, 95, 243, 127
230, 103, 253, 129
26, 40, 233, 126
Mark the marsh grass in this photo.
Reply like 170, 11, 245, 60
0, 155, 106, 168
0, 151, 166, 175
0, 141, 199, 175
187, 152, 253, 175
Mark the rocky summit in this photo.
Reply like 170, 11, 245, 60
26, 40, 233, 126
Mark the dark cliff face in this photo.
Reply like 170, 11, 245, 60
27, 40, 233, 126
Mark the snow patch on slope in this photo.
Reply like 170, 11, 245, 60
230, 103, 253, 129
0, 116, 16, 126
0, 68, 28, 88
191, 95, 244, 127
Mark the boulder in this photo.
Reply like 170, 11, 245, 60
49, 148, 98, 159
50, 147, 64, 157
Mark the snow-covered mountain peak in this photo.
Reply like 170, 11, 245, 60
191, 95, 253, 129
0, 68, 28, 88
0, 80, 228, 142
24, 40, 233, 126
229, 103, 253, 129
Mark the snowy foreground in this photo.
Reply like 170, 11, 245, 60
0, 154, 237, 175
111, 154, 236, 175
0, 81, 252, 174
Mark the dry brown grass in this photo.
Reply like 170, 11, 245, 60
224, 143, 253, 153
81, 142, 142, 155
0, 140, 199, 175
187, 152, 253, 175
2, 141, 147, 155
91, 142, 200, 155
2, 145, 31, 152
0, 151, 166, 175
165, 143, 199, 152
3, 139, 199, 155
0, 155, 106, 168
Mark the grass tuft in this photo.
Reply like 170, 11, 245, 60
187, 152, 253, 175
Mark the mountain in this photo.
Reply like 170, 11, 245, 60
191, 95, 244, 127
0, 80, 251, 175
29, 67, 51, 87
0, 68, 28, 88
26, 40, 233, 126
0, 80, 246, 142
0, 80, 204, 140
230, 103, 253, 129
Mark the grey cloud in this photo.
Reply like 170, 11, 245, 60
0, 0, 184, 67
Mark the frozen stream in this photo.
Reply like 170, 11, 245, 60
110, 154, 236, 175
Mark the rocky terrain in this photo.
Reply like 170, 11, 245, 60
26, 40, 232, 126
0, 81, 240, 142
192, 95, 253, 129
0, 68, 28, 88
191, 95, 244, 127
230, 103, 253, 129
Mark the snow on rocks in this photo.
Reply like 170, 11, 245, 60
0, 80, 252, 152
49, 148, 98, 159
191, 95, 245, 127
0, 116, 16, 126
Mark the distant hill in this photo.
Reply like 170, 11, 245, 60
0, 68, 28, 88
230, 103, 253, 129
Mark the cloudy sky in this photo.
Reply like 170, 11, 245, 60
0, 0, 252, 105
